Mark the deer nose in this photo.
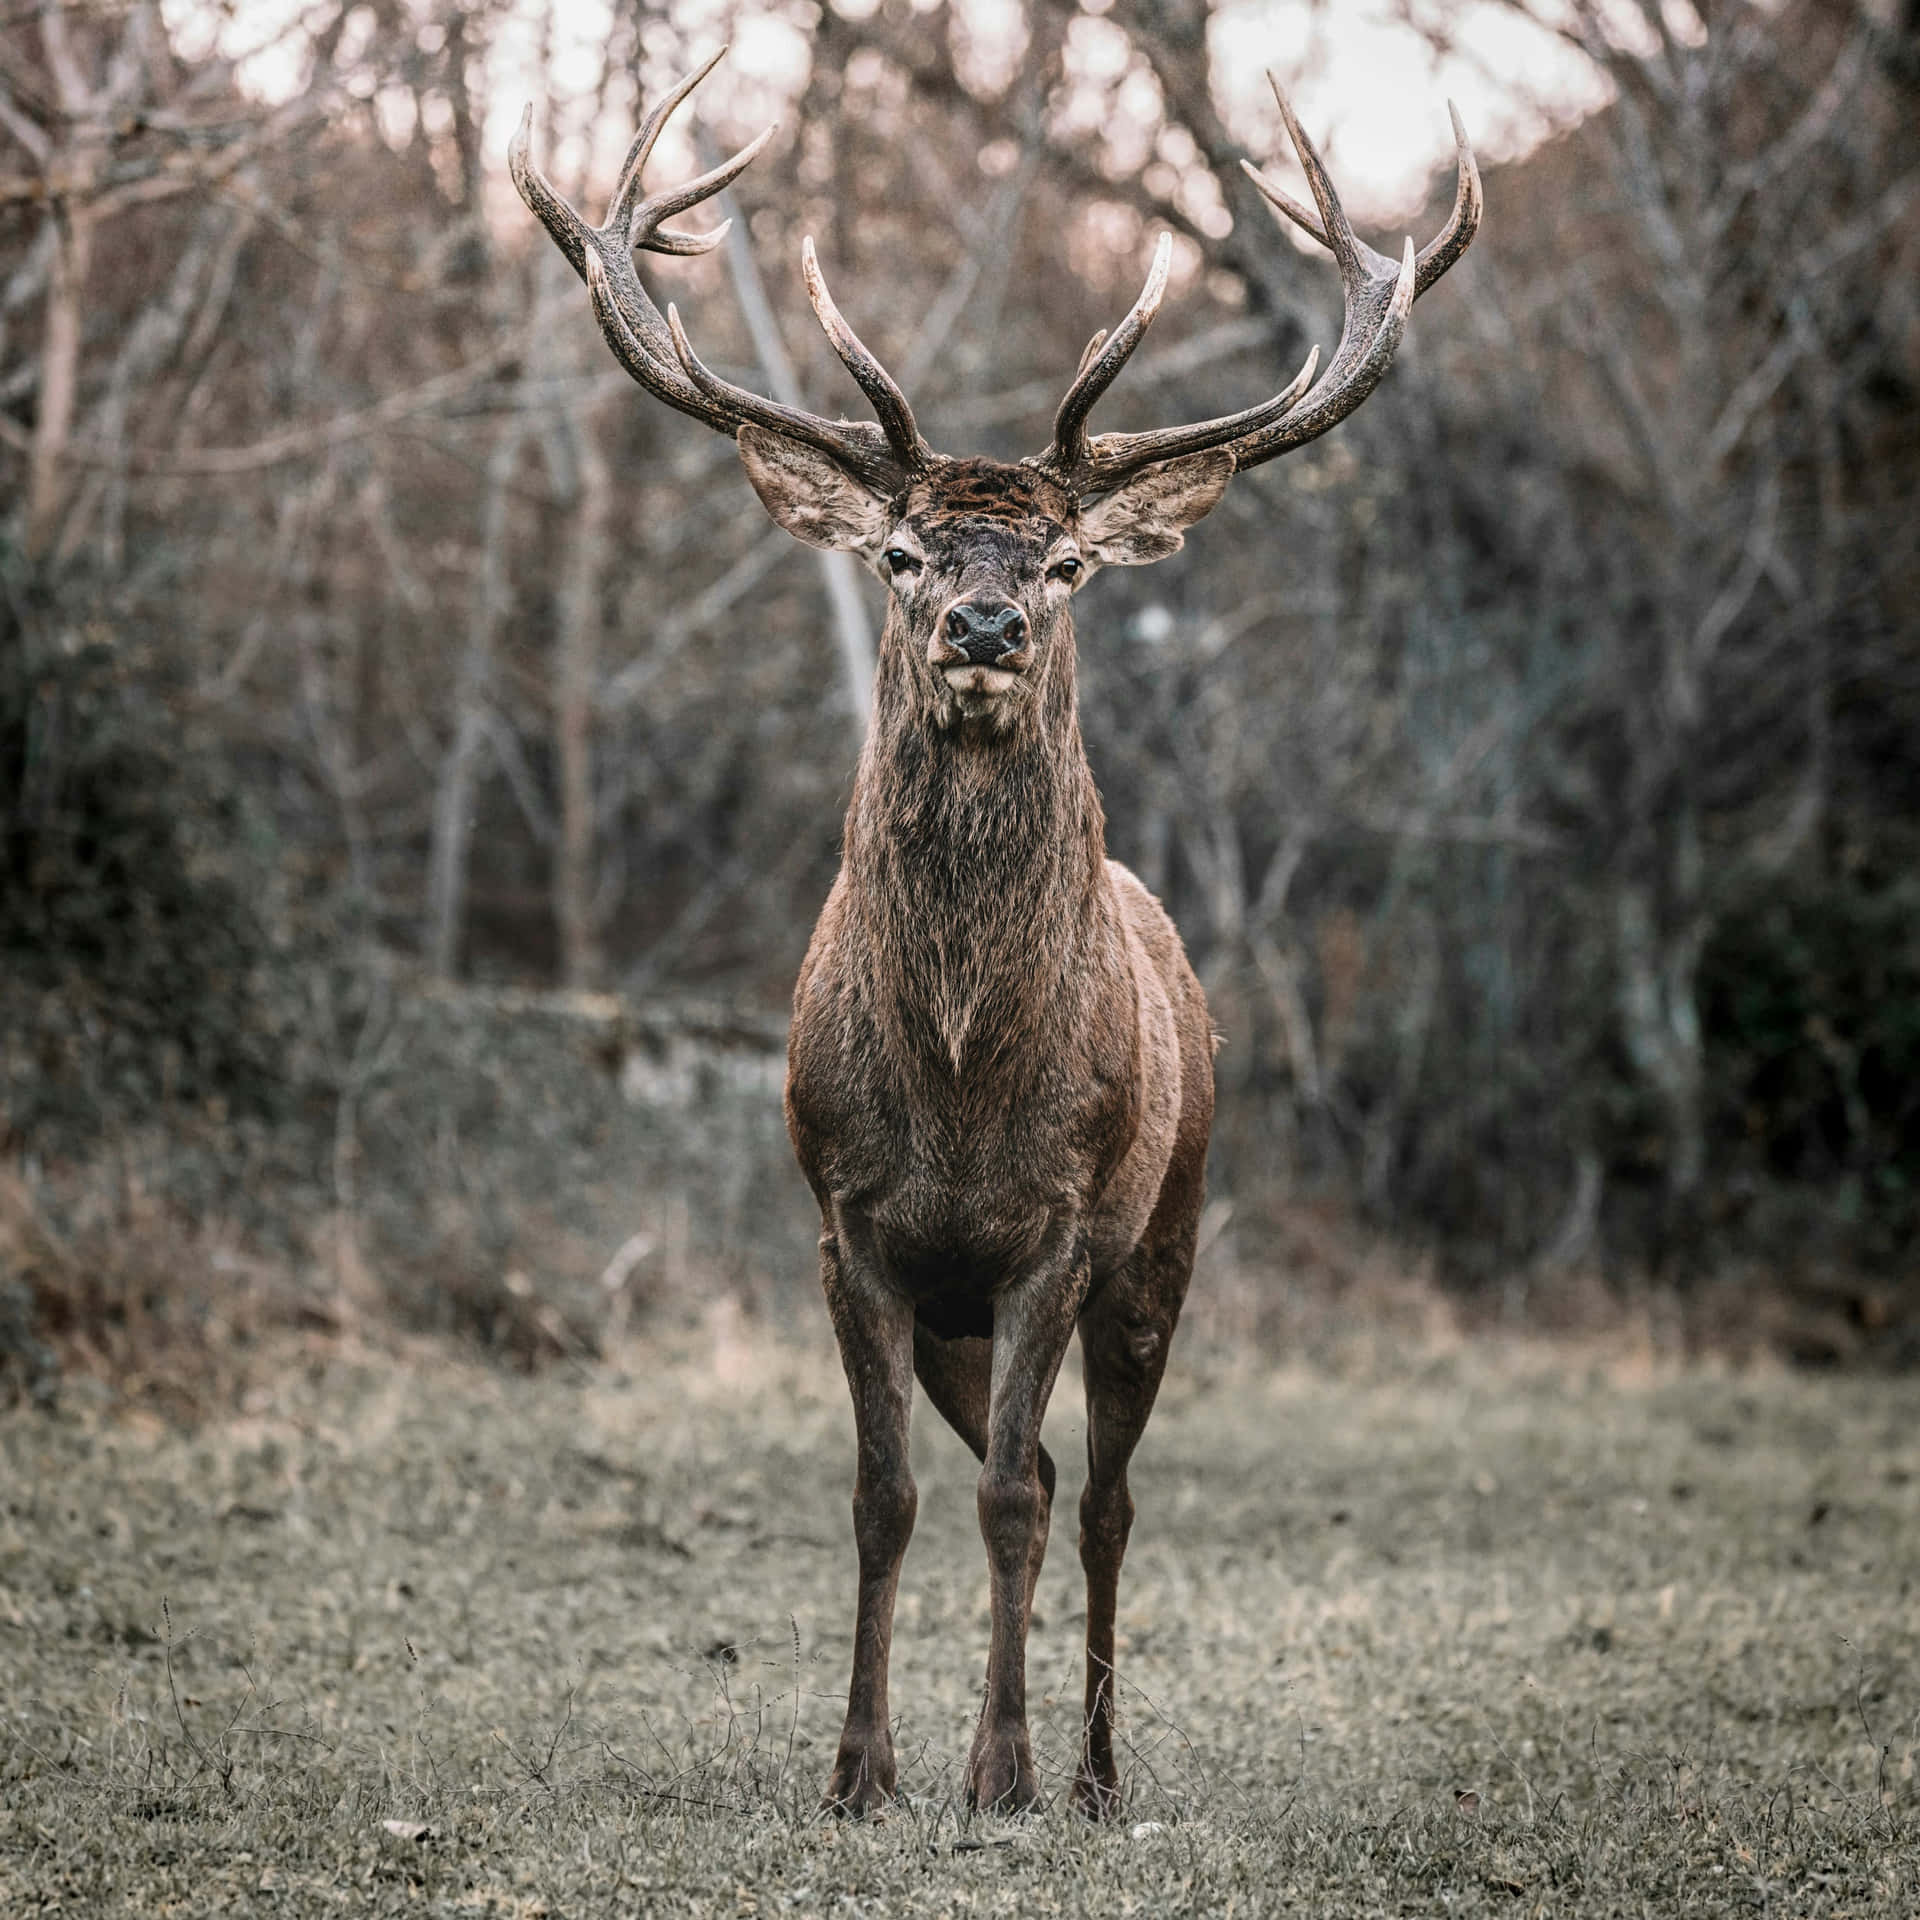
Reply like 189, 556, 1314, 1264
943, 599, 1028, 665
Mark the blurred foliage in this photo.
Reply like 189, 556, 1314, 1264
1703, 867, 1920, 1261
0, 559, 291, 1137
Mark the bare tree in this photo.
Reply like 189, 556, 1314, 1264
1420, 0, 1916, 1241
0, 3, 329, 561
550, 379, 614, 990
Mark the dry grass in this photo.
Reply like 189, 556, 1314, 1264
1, 1323, 1915, 1916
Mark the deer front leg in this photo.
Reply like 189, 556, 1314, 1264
967, 1231, 1087, 1812
819, 1227, 918, 1817
913, 1325, 1060, 1623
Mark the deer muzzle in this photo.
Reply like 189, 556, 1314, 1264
933, 599, 1032, 690
944, 599, 1028, 663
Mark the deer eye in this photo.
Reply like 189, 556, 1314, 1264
1049, 556, 1083, 584
884, 548, 920, 578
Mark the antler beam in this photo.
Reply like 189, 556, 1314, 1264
1035, 234, 1322, 495
511, 50, 929, 496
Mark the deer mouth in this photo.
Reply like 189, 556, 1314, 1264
940, 663, 1024, 696
931, 634, 1032, 698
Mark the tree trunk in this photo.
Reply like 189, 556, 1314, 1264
25, 210, 91, 563
1613, 872, 1707, 1243
712, 174, 874, 735
426, 421, 525, 978
553, 397, 611, 989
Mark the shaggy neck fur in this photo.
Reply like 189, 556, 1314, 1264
845, 600, 1108, 1078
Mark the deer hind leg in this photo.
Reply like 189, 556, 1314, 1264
966, 1242, 1085, 1813
1072, 1264, 1184, 1820
912, 1325, 1058, 1615
820, 1230, 918, 1817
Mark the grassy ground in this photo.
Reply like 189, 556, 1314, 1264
2, 1322, 1915, 1916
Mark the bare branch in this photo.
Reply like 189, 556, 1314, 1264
598, 530, 790, 716
0, 70, 50, 162
0, 335, 528, 475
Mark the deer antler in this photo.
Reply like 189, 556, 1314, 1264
1033, 78, 1480, 495
519, 60, 1474, 502
511, 50, 930, 496
1036, 233, 1321, 493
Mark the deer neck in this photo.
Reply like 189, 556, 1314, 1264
843, 609, 1107, 1073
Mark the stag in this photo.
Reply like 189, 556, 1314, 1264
512, 52, 1479, 1817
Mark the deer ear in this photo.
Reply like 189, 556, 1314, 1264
736, 425, 891, 553
1078, 448, 1234, 567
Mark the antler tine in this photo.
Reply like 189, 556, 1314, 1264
508, 71, 738, 280
1242, 90, 1477, 298
1263, 75, 1371, 289
1239, 161, 1330, 253
1025, 83, 1472, 495
507, 76, 763, 329
604, 45, 728, 242
659, 298, 908, 491
1038, 233, 1173, 479
802, 238, 929, 473
508, 103, 595, 284
1414, 102, 1482, 297
636, 124, 777, 239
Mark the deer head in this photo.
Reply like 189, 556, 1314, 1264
731, 441, 1238, 736
510, 51, 1481, 739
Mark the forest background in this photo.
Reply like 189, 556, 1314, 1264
3, 0, 1917, 1404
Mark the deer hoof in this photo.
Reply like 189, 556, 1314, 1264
1070, 1768, 1123, 1821
821, 1749, 896, 1819
966, 1732, 1041, 1814
820, 1778, 894, 1820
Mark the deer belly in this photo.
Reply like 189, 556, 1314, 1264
856, 1176, 1078, 1335
1088, 963, 1182, 1275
